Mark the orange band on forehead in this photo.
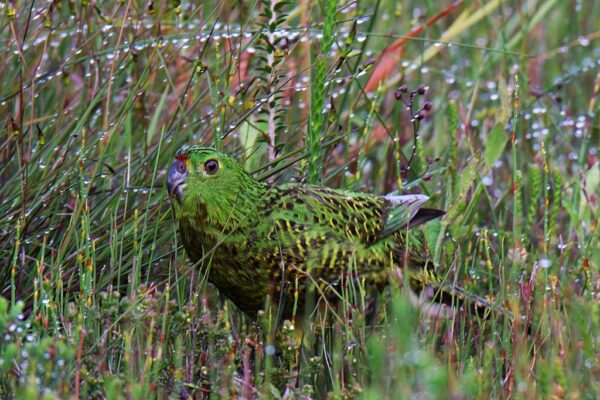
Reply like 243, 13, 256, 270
175, 153, 189, 161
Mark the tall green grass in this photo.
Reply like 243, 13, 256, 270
0, 0, 598, 398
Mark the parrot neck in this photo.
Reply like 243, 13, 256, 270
177, 177, 267, 235
211, 180, 267, 230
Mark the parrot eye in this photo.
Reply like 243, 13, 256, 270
204, 159, 219, 175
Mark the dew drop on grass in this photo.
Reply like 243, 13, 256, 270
356, 16, 369, 25
578, 36, 590, 47
265, 344, 276, 356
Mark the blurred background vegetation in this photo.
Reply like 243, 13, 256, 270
0, 0, 598, 398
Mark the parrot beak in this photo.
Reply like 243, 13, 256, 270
167, 161, 188, 201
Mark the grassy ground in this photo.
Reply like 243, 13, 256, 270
0, 0, 598, 398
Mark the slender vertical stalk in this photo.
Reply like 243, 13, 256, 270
510, 74, 522, 265
308, 0, 337, 183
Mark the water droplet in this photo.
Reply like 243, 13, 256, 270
356, 16, 369, 25
578, 36, 590, 47
265, 344, 276, 356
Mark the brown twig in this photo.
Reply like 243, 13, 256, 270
74, 328, 87, 399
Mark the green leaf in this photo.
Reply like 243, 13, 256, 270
584, 163, 599, 199
485, 124, 507, 169
423, 218, 441, 255
444, 154, 481, 226
147, 86, 169, 146
580, 163, 599, 214
239, 118, 267, 172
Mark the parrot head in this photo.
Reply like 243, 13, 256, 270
166, 145, 262, 220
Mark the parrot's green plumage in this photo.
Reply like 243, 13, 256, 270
167, 146, 491, 318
